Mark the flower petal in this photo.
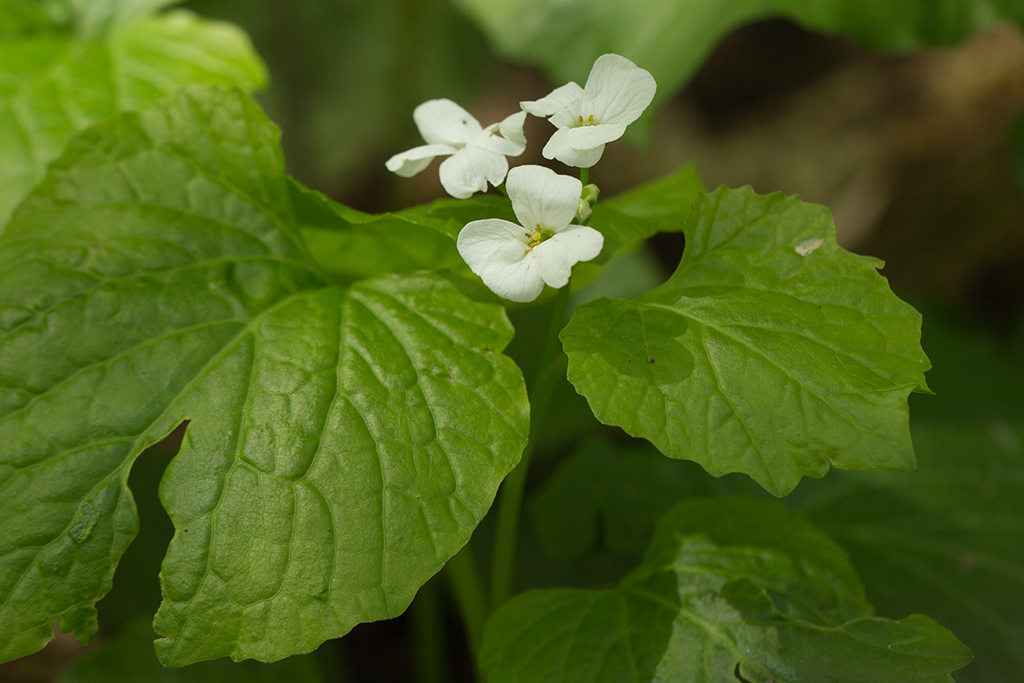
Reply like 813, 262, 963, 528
498, 110, 528, 148
457, 219, 544, 302
507, 165, 581, 232
521, 82, 584, 130
413, 99, 482, 146
541, 130, 606, 168
474, 111, 527, 157
532, 225, 604, 288
385, 144, 456, 177
439, 146, 508, 199
581, 54, 656, 127
565, 122, 627, 150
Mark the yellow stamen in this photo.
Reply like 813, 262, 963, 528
527, 225, 553, 248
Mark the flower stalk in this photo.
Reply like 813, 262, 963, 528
489, 283, 572, 613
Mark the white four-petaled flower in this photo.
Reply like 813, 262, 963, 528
457, 165, 604, 302
386, 99, 527, 199
521, 54, 656, 168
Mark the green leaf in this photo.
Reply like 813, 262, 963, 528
56, 618, 323, 683
536, 313, 1024, 681
481, 497, 972, 683
0, 86, 528, 666
787, 314, 1024, 683
528, 438, 713, 558
794, 422, 1023, 683
293, 166, 699, 288
291, 178, 516, 284
0, 2, 60, 37
587, 165, 703, 263
455, 0, 1023, 114
0, 5, 266, 229
561, 186, 929, 496
62, 0, 183, 37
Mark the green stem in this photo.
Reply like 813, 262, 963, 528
580, 167, 589, 186
489, 285, 572, 612
410, 580, 447, 683
446, 545, 487, 672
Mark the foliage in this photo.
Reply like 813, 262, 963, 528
1, 0, 1021, 681
0, 86, 528, 666
562, 187, 928, 496
56, 619, 323, 683
483, 497, 970, 683
529, 314, 1024, 682
0, 0, 266, 228
454, 0, 1024, 114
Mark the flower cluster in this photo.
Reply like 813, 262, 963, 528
385, 99, 527, 199
387, 53, 656, 302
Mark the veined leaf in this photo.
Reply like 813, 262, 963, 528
0, 87, 528, 666
291, 178, 515, 283
534, 314, 1024, 681
0, 3, 266, 229
293, 165, 701, 284
561, 187, 929, 495
795, 421, 1024, 683
787, 314, 1024, 683
481, 497, 971, 683
587, 165, 703, 263
455, 0, 1023, 114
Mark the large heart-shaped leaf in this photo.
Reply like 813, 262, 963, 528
0, 2, 266, 228
481, 497, 971, 682
0, 86, 528, 666
561, 187, 929, 495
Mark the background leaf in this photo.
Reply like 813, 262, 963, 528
56, 618, 323, 683
454, 0, 1024, 114
531, 312, 1024, 682
586, 165, 703, 263
528, 438, 709, 558
561, 186, 929, 495
787, 313, 1024, 683
482, 497, 972, 683
0, 2, 266, 228
0, 86, 528, 666
290, 178, 514, 284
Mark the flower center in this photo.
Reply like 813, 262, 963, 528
574, 114, 596, 127
526, 226, 554, 248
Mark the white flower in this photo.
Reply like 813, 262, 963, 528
521, 54, 656, 168
386, 99, 527, 199
457, 165, 604, 302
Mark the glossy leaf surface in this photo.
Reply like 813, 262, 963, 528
0, 2, 266, 227
562, 187, 929, 495
482, 497, 971, 682
0, 87, 528, 666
